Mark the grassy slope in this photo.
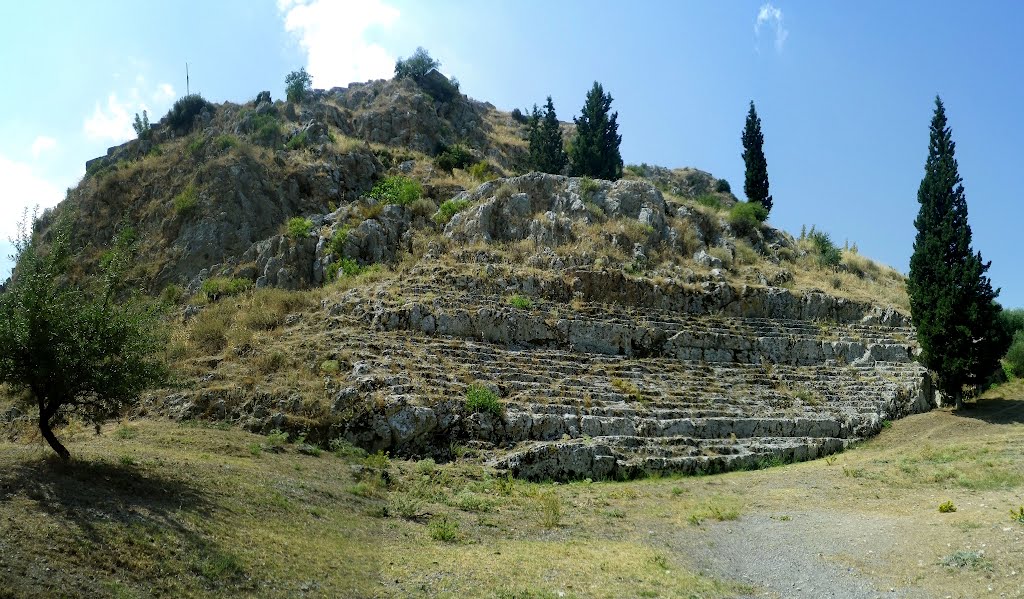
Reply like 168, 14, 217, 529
3, 381, 1024, 598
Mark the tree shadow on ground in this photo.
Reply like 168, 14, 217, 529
952, 396, 1024, 425
0, 454, 249, 598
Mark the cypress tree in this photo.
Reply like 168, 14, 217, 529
908, 96, 1006, 409
527, 96, 568, 174
569, 82, 623, 180
741, 101, 772, 214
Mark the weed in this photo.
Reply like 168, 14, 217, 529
415, 458, 437, 476
468, 160, 494, 182
329, 438, 367, 459
941, 550, 990, 570
434, 144, 474, 174
172, 184, 199, 216
255, 350, 287, 373
114, 425, 138, 440
610, 377, 642, 401
286, 216, 313, 239
465, 384, 503, 418
508, 294, 533, 310
368, 175, 422, 206
882, 419, 893, 429
265, 429, 289, 451
214, 134, 238, 151
695, 194, 722, 210
285, 130, 310, 151
429, 515, 460, 542
319, 359, 341, 374
390, 494, 425, 520
200, 277, 251, 301
842, 465, 865, 478
824, 455, 837, 466
579, 176, 601, 200
495, 474, 516, 496
538, 491, 561, 528
433, 198, 471, 225
1010, 506, 1024, 524
938, 500, 957, 513
119, 455, 136, 466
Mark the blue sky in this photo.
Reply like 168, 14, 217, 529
1, 1, 1020, 307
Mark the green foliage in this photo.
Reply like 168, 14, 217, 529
508, 294, 533, 310
807, 228, 842, 268
285, 130, 310, 151
368, 175, 422, 206
214, 134, 238, 151
133, 110, 151, 140
527, 96, 568, 174
200, 277, 251, 301
468, 160, 495, 182
728, 201, 768, 238
941, 550, 990, 570
908, 97, 1007, 407
286, 216, 313, 239
465, 384, 503, 418
741, 101, 772, 214
428, 515, 459, 542
239, 111, 281, 147
1004, 331, 1024, 378
173, 184, 199, 216
160, 284, 185, 306
186, 136, 206, 157
938, 500, 957, 513
434, 144, 474, 174
0, 213, 168, 460
714, 178, 731, 193
285, 68, 313, 103
579, 176, 600, 199
696, 194, 723, 210
327, 257, 365, 282
1011, 506, 1024, 524
394, 46, 440, 81
569, 81, 623, 180
433, 198, 470, 225
166, 94, 214, 133
538, 491, 561, 528
328, 225, 350, 257
510, 107, 528, 123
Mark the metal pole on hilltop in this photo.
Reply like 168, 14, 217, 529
186, 63, 190, 96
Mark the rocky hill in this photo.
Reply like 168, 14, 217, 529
15, 73, 929, 481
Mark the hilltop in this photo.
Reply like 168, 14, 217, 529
6, 70, 922, 483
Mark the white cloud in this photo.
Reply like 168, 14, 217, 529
30, 136, 57, 159
153, 83, 175, 103
0, 155, 64, 239
755, 3, 789, 53
83, 93, 136, 143
279, 0, 400, 88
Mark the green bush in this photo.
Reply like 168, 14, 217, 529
186, 136, 206, 156
133, 110, 151, 140
173, 184, 199, 215
714, 178, 731, 193
428, 515, 459, 542
1005, 331, 1024, 378
938, 500, 957, 513
433, 198, 470, 225
808, 229, 842, 269
240, 111, 281, 147
468, 161, 494, 182
166, 94, 214, 133
696, 194, 722, 210
1000, 309, 1024, 338
728, 201, 768, 237
395, 47, 440, 81
580, 176, 601, 199
508, 294, 532, 310
285, 130, 310, 151
465, 384, 503, 418
329, 225, 350, 257
200, 277, 251, 301
434, 144, 474, 174
214, 135, 238, 151
285, 68, 313, 103
368, 176, 422, 206
286, 217, 313, 239
326, 257, 364, 282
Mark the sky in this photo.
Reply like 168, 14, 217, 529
0, 1, 1020, 307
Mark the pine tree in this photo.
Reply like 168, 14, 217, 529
741, 101, 772, 214
908, 97, 1006, 409
527, 96, 568, 174
569, 82, 623, 180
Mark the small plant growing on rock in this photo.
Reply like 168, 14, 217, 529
610, 377, 642, 402
368, 175, 422, 206
508, 294, 533, 310
939, 500, 957, 513
433, 144, 474, 174
173, 184, 199, 215
468, 160, 494, 182
465, 384, 503, 418
286, 216, 313, 239
941, 549, 989, 570
265, 429, 289, 452
433, 198, 470, 225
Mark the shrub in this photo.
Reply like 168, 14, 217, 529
714, 178, 731, 193
395, 47, 440, 81
433, 198, 470, 225
728, 201, 768, 237
1004, 331, 1024, 378
808, 229, 842, 269
285, 130, 310, 151
579, 176, 601, 199
327, 257, 364, 282
510, 108, 528, 124
254, 91, 272, 105
160, 284, 185, 306
611, 377, 642, 401
939, 500, 957, 513
468, 160, 494, 182
434, 144, 475, 174
286, 216, 313, 239
200, 277, 251, 301
166, 94, 214, 133
1011, 506, 1024, 524
328, 225, 350, 257
240, 112, 281, 147
173, 184, 199, 215
186, 136, 206, 157
285, 68, 313, 103
1000, 309, 1024, 338
368, 176, 422, 206
508, 294, 532, 310
465, 384, 503, 418
696, 194, 723, 211
538, 491, 561, 528
428, 514, 459, 542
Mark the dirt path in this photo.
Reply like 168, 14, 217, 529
679, 510, 933, 599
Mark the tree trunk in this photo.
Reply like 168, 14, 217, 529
38, 405, 70, 461
953, 389, 964, 411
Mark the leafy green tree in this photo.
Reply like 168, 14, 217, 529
0, 212, 168, 460
285, 68, 313, 103
908, 97, 1006, 408
133, 110, 151, 141
741, 101, 772, 215
528, 96, 568, 174
569, 82, 623, 180
394, 47, 440, 81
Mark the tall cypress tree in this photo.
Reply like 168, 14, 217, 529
908, 96, 1006, 409
569, 82, 623, 180
527, 96, 568, 174
741, 101, 772, 214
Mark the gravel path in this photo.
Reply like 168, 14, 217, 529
679, 510, 934, 599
